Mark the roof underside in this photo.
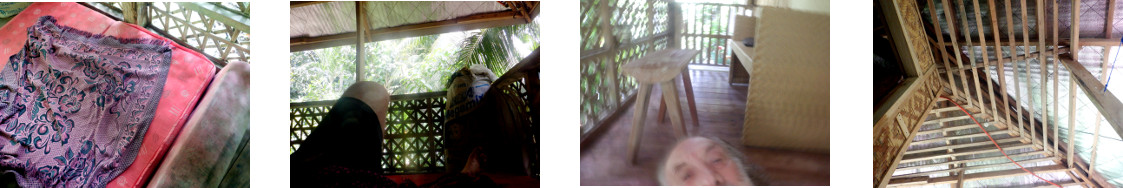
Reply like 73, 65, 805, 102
906, 0, 1123, 187
289, 1, 508, 38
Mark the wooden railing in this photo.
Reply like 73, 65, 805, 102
87, 2, 250, 67
679, 2, 745, 66
579, 0, 672, 136
290, 91, 449, 174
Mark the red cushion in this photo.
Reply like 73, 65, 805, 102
0, 3, 216, 187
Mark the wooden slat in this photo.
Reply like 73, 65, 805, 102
1036, 0, 1050, 155
904, 137, 1022, 154
893, 156, 1057, 178
1108, 0, 1117, 39
1073, 0, 1081, 60
1020, 0, 1038, 146
942, 37, 1123, 46
1068, 73, 1077, 168
1092, 47, 1108, 172
178, 2, 249, 32
972, 0, 998, 121
902, 141, 1032, 163
888, 165, 1068, 186
291, 1, 327, 8
922, 113, 991, 124
909, 129, 1015, 146
990, 0, 1013, 137
956, 0, 986, 113
1008, 0, 1027, 141
1015, 0, 1028, 142
1052, 0, 1061, 157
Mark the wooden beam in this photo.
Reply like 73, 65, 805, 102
1036, 0, 1050, 155
889, 165, 1068, 186
991, 0, 1013, 139
931, 0, 961, 100
290, 1, 327, 8
938, 0, 974, 112
1020, 0, 1038, 146
291, 10, 529, 52
1058, 53, 1123, 139
907, 129, 1016, 146
974, 0, 998, 122
1091, 47, 1109, 172
941, 37, 1123, 46
957, 0, 986, 113
1073, 0, 1081, 59
1002, 0, 1023, 140
904, 137, 1023, 155
1052, 0, 1061, 157
914, 121, 1002, 136
894, 156, 1058, 178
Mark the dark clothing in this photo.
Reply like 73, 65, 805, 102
291, 97, 388, 187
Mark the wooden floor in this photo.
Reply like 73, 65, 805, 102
579, 68, 830, 186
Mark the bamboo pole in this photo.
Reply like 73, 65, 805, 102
355, 1, 366, 82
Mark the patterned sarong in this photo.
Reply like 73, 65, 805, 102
0, 16, 172, 187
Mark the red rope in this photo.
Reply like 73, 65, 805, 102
939, 96, 1061, 187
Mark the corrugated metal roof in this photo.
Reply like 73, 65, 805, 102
290, 1, 508, 38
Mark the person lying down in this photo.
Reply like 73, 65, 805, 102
658, 137, 767, 186
291, 81, 502, 187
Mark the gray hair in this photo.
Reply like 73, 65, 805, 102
656, 137, 763, 186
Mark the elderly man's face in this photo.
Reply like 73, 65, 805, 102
661, 137, 753, 186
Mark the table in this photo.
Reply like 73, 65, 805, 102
728, 39, 754, 84
620, 49, 700, 163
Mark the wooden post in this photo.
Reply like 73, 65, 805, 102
136, 2, 149, 27
1068, 74, 1076, 168
122, 2, 137, 24
355, 1, 366, 82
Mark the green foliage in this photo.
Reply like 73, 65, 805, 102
291, 21, 539, 102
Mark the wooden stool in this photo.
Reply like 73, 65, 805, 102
620, 49, 700, 163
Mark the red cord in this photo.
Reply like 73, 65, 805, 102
939, 96, 1061, 187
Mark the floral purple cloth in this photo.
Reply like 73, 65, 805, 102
0, 16, 171, 187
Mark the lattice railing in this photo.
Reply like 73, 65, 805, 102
88, 2, 250, 66
290, 91, 448, 174
580, 0, 671, 134
149, 2, 249, 64
679, 2, 745, 66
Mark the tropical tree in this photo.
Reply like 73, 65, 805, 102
290, 20, 539, 102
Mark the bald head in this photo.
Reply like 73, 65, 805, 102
341, 81, 390, 131
659, 137, 754, 186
